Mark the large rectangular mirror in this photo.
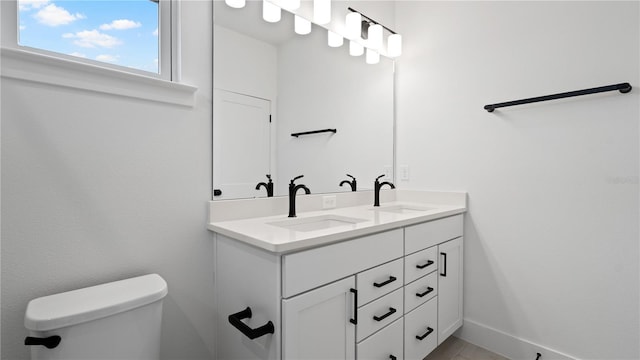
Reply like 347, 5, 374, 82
213, 0, 395, 200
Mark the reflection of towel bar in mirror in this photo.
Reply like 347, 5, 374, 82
291, 129, 337, 137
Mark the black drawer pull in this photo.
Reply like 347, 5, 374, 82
24, 336, 61, 349
416, 287, 434, 298
416, 327, 434, 341
373, 276, 397, 288
228, 307, 274, 340
416, 260, 434, 269
440, 252, 447, 277
350, 288, 358, 325
373, 307, 397, 322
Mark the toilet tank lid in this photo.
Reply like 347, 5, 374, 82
25, 274, 168, 331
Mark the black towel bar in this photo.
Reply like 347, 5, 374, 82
484, 82, 632, 112
291, 129, 337, 137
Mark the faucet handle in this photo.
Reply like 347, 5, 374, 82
375, 174, 385, 182
266, 174, 271, 180
346, 174, 356, 181
291, 175, 304, 184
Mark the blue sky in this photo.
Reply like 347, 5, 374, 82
18, 0, 159, 73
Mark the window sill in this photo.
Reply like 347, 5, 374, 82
0, 47, 198, 107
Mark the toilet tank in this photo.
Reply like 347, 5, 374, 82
24, 274, 168, 360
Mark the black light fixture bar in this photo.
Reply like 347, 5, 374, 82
291, 129, 337, 137
484, 82, 632, 112
347, 7, 397, 35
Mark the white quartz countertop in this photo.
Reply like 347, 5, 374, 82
208, 191, 466, 253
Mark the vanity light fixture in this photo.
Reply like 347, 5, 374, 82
367, 24, 383, 50
263, 0, 281, 23
225, 0, 245, 9
328, 31, 344, 47
387, 33, 402, 57
294, 15, 311, 35
348, 7, 402, 59
345, 12, 362, 40
314, 0, 331, 25
365, 48, 380, 64
349, 40, 364, 56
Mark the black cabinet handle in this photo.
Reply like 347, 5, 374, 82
228, 307, 274, 340
373, 276, 397, 288
440, 252, 447, 277
390, 356, 397, 360
24, 336, 61, 349
416, 327, 434, 341
350, 288, 358, 325
416, 260, 434, 269
373, 307, 397, 322
416, 287, 434, 298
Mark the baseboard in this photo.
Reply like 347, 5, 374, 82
455, 318, 578, 360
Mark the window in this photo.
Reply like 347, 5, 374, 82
11, 0, 173, 79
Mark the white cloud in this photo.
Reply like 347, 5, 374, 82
62, 30, 122, 48
99, 19, 142, 31
69, 52, 86, 58
153, 28, 158, 36
34, 4, 85, 26
96, 54, 119, 63
19, 0, 50, 11
20, 25, 27, 30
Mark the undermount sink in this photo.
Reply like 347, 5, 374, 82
373, 205, 436, 214
268, 215, 367, 232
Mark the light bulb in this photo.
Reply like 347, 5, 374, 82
294, 15, 311, 35
349, 40, 364, 56
314, 0, 331, 25
327, 31, 343, 47
367, 24, 383, 50
366, 48, 380, 64
387, 33, 402, 57
345, 12, 361, 40
225, 0, 245, 8
282, 0, 300, 10
263, 0, 281, 23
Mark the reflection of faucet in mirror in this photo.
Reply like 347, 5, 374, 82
288, 175, 311, 218
374, 174, 395, 207
340, 174, 357, 192
256, 174, 274, 197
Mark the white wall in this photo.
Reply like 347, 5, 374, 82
395, 2, 639, 359
1, 1, 214, 359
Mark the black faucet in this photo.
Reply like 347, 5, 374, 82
255, 174, 274, 197
339, 174, 357, 192
374, 174, 395, 207
288, 175, 311, 217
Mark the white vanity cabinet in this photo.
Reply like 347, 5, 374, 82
214, 214, 464, 360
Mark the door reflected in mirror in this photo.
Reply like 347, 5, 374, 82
213, 0, 394, 200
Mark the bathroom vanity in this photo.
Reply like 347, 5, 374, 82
208, 190, 466, 360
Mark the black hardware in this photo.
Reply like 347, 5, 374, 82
255, 174, 274, 197
440, 252, 447, 277
228, 307, 275, 340
347, 7, 397, 35
373, 174, 395, 207
390, 356, 397, 360
484, 82, 632, 112
288, 175, 310, 218
24, 336, 61, 349
291, 129, 336, 137
340, 174, 357, 192
416, 260, 434, 269
416, 287, 434, 298
416, 327, 434, 341
350, 288, 358, 325
214, 189, 222, 196
373, 307, 397, 322
373, 276, 397, 288
536, 353, 542, 360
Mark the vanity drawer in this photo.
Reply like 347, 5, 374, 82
404, 271, 438, 314
405, 297, 438, 360
405, 246, 438, 284
357, 317, 403, 360
357, 258, 404, 306
282, 229, 403, 298
357, 288, 403, 342
404, 214, 463, 255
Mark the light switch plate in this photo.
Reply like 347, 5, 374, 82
323, 195, 337, 209
400, 165, 410, 180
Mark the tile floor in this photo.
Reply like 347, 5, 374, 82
424, 336, 509, 360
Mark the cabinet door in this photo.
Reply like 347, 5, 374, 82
282, 277, 356, 359
438, 237, 463, 344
